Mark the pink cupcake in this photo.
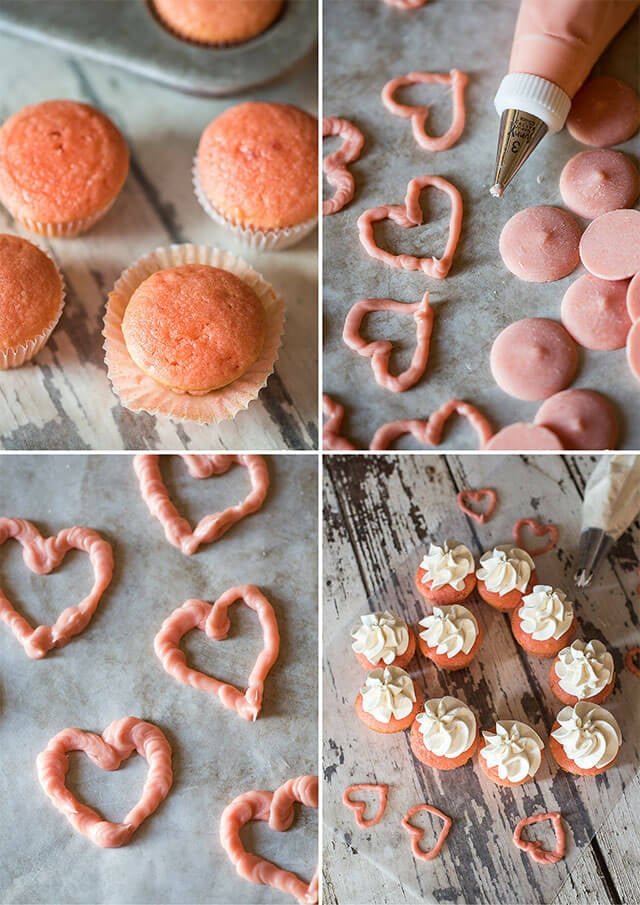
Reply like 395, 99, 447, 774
151, 0, 284, 45
415, 539, 476, 605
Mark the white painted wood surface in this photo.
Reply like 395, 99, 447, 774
323, 455, 640, 904
0, 28, 317, 450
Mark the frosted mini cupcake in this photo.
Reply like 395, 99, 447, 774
355, 665, 423, 734
351, 610, 415, 670
409, 696, 479, 769
415, 539, 476, 605
195, 102, 318, 250
476, 545, 537, 611
511, 585, 577, 658
151, 0, 284, 45
549, 639, 615, 706
479, 720, 545, 786
550, 702, 621, 776
0, 234, 64, 369
0, 100, 128, 237
417, 604, 482, 670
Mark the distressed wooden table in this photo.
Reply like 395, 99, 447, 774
323, 454, 640, 904
0, 26, 317, 451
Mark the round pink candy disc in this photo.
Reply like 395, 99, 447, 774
490, 318, 578, 401
559, 149, 640, 220
580, 209, 640, 280
483, 423, 563, 451
534, 389, 619, 450
560, 273, 631, 351
499, 206, 581, 283
627, 320, 640, 382
566, 76, 640, 148
627, 271, 640, 323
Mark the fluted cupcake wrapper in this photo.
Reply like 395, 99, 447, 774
192, 156, 318, 252
102, 243, 285, 424
10, 197, 118, 239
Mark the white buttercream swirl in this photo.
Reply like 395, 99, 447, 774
419, 539, 474, 591
480, 720, 544, 782
518, 585, 574, 641
554, 639, 614, 700
551, 702, 621, 769
418, 605, 477, 658
351, 610, 409, 665
476, 545, 534, 596
416, 696, 477, 758
360, 665, 416, 723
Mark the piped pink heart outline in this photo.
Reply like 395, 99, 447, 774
0, 518, 113, 659
36, 717, 173, 848
370, 398, 494, 450
343, 293, 434, 392
154, 584, 280, 722
357, 174, 463, 279
456, 488, 498, 524
343, 783, 389, 828
402, 803, 452, 861
382, 69, 468, 151
323, 117, 364, 216
512, 517, 559, 556
220, 775, 319, 905
323, 394, 356, 450
133, 453, 269, 556
513, 811, 566, 865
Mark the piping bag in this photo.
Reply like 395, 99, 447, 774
492, 0, 640, 197
575, 455, 640, 588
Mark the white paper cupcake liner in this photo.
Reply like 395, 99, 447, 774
11, 196, 118, 239
192, 156, 318, 252
0, 247, 66, 369
102, 243, 285, 424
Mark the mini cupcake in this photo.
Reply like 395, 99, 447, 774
478, 720, 545, 786
355, 665, 423, 734
415, 539, 476, 605
417, 604, 482, 670
409, 696, 479, 769
351, 610, 415, 670
476, 545, 537, 611
0, 100, 128, 237
549, 639, 615, 706
549, 702, 621, 776
511, 585, 577, 658
0, 234, 64, 369
194, 102, 318, 251
151, 0, 284, 45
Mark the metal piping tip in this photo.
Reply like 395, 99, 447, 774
574, 528, 615, 589
492, 109, 548, 196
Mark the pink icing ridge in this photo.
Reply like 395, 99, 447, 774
456, 488, 498, 524
133, 453, 269, 555
323, 394, 356, 450
513, 811, 566, 865
370, 399, 494, 450
153, 584, 280, 722
36, 717, 173, 849
219, 775, 319, 904
322, 117, 364, 216
381, 69, 468, 152
0, 519, 113, 659
343, 783, 389, 828
402, 803, 452, 861
357, 174, 463, 279
342, 293, 434, 392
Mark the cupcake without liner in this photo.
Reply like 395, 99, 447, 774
194, 101, 318, 252
0, 234, 65, 368
151, 0, 284, 46
511, 585, 577, 658
355, 665, 423, 734
103, 244, 285, 423
476, 544, 537, 611
0, 100, 128, 238
478, 720, 545, 786
409, 696, 479, 769
417, 604, 483, 670
549, 702, 621, 776
549, 639, 615, 706
415, 539, 476, 605
351, 610, 416, 670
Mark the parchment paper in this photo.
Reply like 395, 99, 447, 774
0, 454, 317, 904
323, 0, 640, 449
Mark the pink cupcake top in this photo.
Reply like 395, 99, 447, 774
197, 102, 318, 230
0, 100, 129, 226
152, 0, 284, 44
0, 234, 63, 351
